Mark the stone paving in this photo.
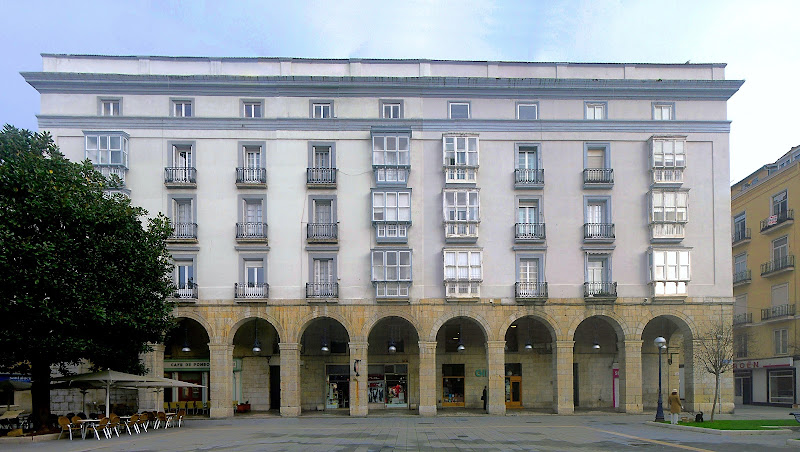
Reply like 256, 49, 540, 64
6, 406, 800, 451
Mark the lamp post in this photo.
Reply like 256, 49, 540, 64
654, 336, 667, 421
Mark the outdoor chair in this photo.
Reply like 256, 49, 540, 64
177, 400, 187, 412
175, 409, 186, 427
169, 401, 178, 411
85, 417, 110, 440
187, 400, 196, 414
163, 402, 169, 411
202, 400, 209, 415
124, 414, 139, 434
137, 412, 149, 432
156, 411, 171, 429
57, 415, 81, 440
108, 415, 121, 437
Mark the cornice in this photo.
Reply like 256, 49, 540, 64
22, 72, 744, 101
36, 116, 732, 134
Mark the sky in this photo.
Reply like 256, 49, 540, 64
1, 0, 797, 184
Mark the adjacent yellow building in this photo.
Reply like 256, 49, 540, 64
732, 145, 800, 406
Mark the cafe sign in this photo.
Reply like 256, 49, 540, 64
733, 357, 793, 370
165, 359, 243, 372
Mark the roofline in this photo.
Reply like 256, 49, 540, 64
732, 144, 800, 187
39, 53, 728, 68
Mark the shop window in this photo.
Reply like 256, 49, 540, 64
505, 363, 522, 377
442, 364, 465, 406
768, 369, 794, 404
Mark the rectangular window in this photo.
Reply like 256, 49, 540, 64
586, 146, 607, 169
517, 145, 538, 170
371, 249, 412, 299
735, 334, 748, 358
444, 189, 480, 222
85, 133, 129, 167
372, 191, 411, 222
312, 102, 332, 119
585, 102, 606, 120
652, 138, 686, 168
518, 258, 539, 283
774, 329, 789, 355
444, 250, 482, 281
443, 135, 479, 183
243, 101, 262, 118
653, 103, 674, 120
382, 102, 402, 119
245, 260, 265, 286
175, 259, 195, 298
244, 145, 262, 168
173, 199, 194, 240
373, 133, 410, 184
650, 250, 690, 296
313, 146, 332, 168
449, 102, 470, 119
768, 369, 794, 403
773, 236, 789, 262
173, 100, 193, 117
587, 257, 608, 284
733, 213, 747, 241
517, 103, 538, 120
771, 283, 789, 307
651, 191, 689, 223
100, 99, 121, 116
734, 253, 747, 274
244, 200, 263, 223
772, 191, 788, 216
313, 258, 334, 284
313, 199, 333, 224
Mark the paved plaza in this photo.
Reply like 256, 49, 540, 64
7, 406, 800, 451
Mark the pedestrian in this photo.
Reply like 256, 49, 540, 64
667, 389, 681, 424
481, 386, 487, 412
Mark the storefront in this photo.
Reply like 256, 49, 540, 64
505, 363, 521, 408
368, 364, 409, 409
442, 364, 465, 407
733, 357, 794, 407
325, 364, 350, 409
164, 359, 242, 404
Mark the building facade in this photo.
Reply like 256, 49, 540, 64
24, 55, 741, 418
731, 145, 800, 407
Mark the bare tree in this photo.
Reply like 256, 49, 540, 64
694, 320, 734, 421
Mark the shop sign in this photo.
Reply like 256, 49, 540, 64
165, 359, 243, 372
475, 369, 488, 377
734, 357, 793, 370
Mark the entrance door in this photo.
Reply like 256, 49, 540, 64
742, 376, 752, 404
505, 376, 522, 408
269, 365, 280, 410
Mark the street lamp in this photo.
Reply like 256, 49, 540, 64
654, 336, 667, 421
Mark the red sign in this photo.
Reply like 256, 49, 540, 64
768, 215, 778, 226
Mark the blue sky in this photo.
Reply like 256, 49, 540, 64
1, 0, 797, 183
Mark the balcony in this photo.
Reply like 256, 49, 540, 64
444, 220, 479, 242
515, 282, 548, 302
733, 312, 753, 325
584, 282, 617, 302
760, 209, 794, 233
235, 283, 269, 300
583, 168, 614, 189
445, 280, 481, 300
651, 168, 684, 187
649, 222, 685, 242
164, 167, 196, 188
307, 168, 337, 188
444, 165, 478, 184
373, 165, 410, 186
236, 222, 268, 243
761, 304, 795, 321
732, 228, 751, 246
584, 223, 615, 242
733, 269, 751, 286
515, 223, 546, 242
236, 167, 267, 187
174, 283, 198, 300
95, 164, 127, 185
374, 281, 411, 301
760, 255, 795, 276
307, 223, 338, 243
514, 168, 544, 189
374, 221, 410, 243
306, 282, 338, 299
169, 223, 197, 242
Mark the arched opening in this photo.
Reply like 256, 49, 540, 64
231, 318, 281, 412
641, 316, 693, 411
299, 317, 350, 413
366, 316, 420, 413
163, 317, 211, 412
435, 317, 487, 411
572, 316, 622, 410
503, 316, 555, 411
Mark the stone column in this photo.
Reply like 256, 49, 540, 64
279, 342, 301, 417
620, 340, 643, 413
553, 340, 574, 414
418, 341, 437, 416
349, 341, 369, 417
208, 343, 234, 419
486, 340, 506, 415
139, 344, 165, 412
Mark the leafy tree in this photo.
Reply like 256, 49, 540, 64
694, 319, 734, 421
0, 125, 175, 429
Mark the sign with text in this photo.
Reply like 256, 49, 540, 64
733, 357, 793, 370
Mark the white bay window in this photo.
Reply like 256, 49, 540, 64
443, 189, 479, 240
651, 137, 686, 184
444, 249, 482, 298
443, 135, 479, 183
373, 191, 411, 242
373, 133, 410, 185
371, 249, 412, 299
649, 250, 690, 296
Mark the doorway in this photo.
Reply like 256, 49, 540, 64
326, 364, 350, 409
269, 365, 280, 410
573, 363, 580, 407
505, 376, 522, 408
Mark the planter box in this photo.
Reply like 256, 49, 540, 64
236, 404, 251, 413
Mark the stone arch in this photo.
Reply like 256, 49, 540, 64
496, 311, 560, 342
225, 313, 286, 346
632, 310, 699, 342
426, 311, 492, 342
361, 311, 423, 341
173, 311, 214, 342
567, 310, 629, 341
292, 311, 354, 344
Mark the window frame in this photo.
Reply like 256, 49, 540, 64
239, 253, 267, 286
516, 102, 539, 120
168, 194, 197, 224
84, 132, 129, 167
237, 140, 266, 169
309, 99, 334, 119
584, 195, 611, 224
379, 99, 404, 119
772, 190, 788, 216
773, 235, 789, 261
734, 252, 747, 274
372, 131, 411, 185
733, 212, 746, 237
308, 141, 336, 169
443, 249, 482, 282
651, 137, 686, 168
308, 253, 338, 283
515, 143, 541, 170
584, 101, 607, 120
443, 188, 480, 222
309, 195, 337, 224
448, 101, 471, 119
650, 190, 689, 223
585, 253, 612, 284
371, 249, 413, 282
774, 328, 789, 355
98, 98, 122, 116
515, 253, 545, 283
584, 142, 611, 169
241, 99, 264, 118
649, 249, 691, 296
652, 102, 676, 121
172, 253, 197, 295
171, 98, 194, 117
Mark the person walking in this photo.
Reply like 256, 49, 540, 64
667, 389, 682, 424
481, 386, 487, 412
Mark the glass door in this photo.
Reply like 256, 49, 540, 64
505, 376, 522, 408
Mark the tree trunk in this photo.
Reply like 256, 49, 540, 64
30, 360, 52, 431
710, 373, 719, 422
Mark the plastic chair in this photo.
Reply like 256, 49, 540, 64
163, 402, 169, 411
85, 417, 109, 440
169, 401, 178, 411
57, 416, 81, 440
156, 411, 171, 429
202, 400, 209, 415
124, 414, 139, 435
175, 409, 186, 427
137, 412, 149, 432
107, 415, 121, 437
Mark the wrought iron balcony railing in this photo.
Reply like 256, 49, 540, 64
306, 282, 339, 298
760, 209, 794, 232
760, 255, 795, 276
174, 282, 198, 299
307, 168, 337, 185
584, 223, 615, 240
236, 167, 267, 184
514, 168, 545, 186
584, 282, 617, 299
732, 228, 751, 244
733, 269, 751, 285
583, 168, 614, 184
761, 304, 795, 321
164, 167, 196, 184
307, 223, 338, 241
515, 282, 548, 300
733, 312, 752, 325
236, 222, 268, 240
235, 283, 269, 299
515, 223, 546, 240
171, 222, 197, 239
